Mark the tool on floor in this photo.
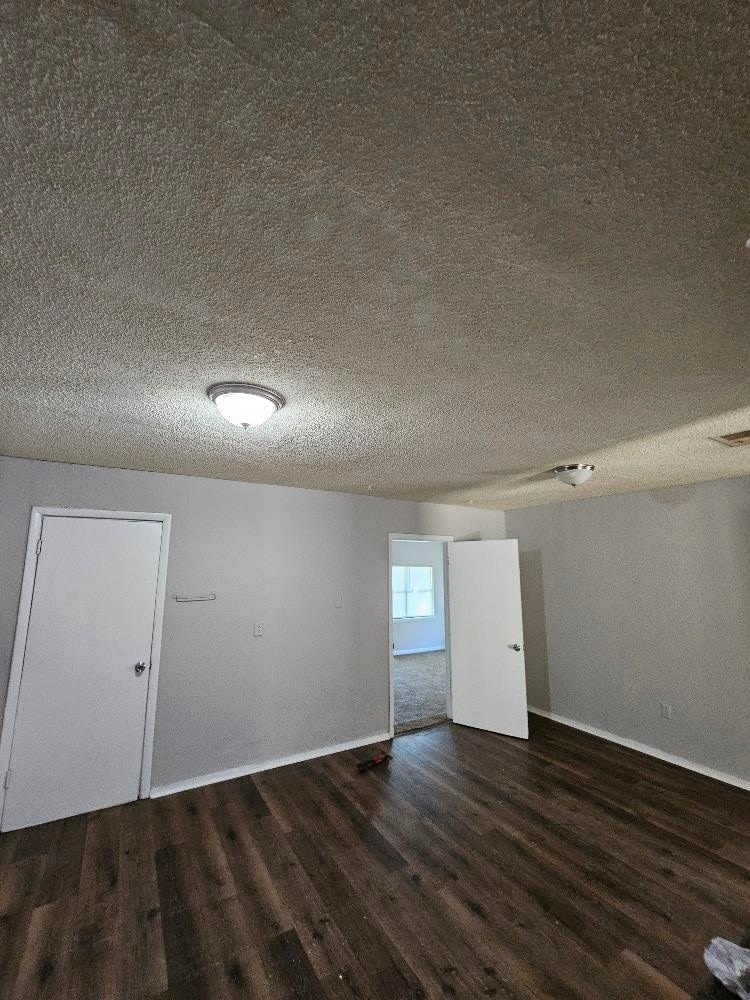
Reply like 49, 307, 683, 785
704, 938, 750, 998
356, 752, 391, 773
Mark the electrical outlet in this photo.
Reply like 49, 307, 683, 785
253, 622, 263, 637
659, 702, 672, 720
334, 592, 343, 608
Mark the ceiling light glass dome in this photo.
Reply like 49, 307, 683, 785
208, 383, 285, 428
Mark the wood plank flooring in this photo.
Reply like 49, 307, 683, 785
1, 716, 748, 999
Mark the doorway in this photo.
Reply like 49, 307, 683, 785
389, 534, 452, 735
0, 507, 171, 831
388, 534, 530, 741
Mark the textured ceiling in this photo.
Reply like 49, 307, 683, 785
1, 0, 749, 510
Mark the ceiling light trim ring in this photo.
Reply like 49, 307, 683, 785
207, 382, 286, 411
553, 464, 595, 473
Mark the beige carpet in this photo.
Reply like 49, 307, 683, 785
394, 651, 448, 735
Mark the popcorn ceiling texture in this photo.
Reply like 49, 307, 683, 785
1, 0, 748, 510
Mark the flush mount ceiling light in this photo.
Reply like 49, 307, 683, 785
208, 382, 285, 428
553, 464, 595, 487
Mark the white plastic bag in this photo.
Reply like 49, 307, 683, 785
704, 938, 750, 999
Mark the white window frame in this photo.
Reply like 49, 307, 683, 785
392, 564, 436, 620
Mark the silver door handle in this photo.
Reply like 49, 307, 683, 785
134, 661, 147, 676
511, 644, 522, 652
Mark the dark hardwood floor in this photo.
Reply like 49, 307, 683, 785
1, 716, 748, 999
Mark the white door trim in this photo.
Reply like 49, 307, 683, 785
0, 506, 171, 820
387, 532, 453, 737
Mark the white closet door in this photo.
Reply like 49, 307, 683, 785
447, 539, 529, 739
2, 516, 163, 831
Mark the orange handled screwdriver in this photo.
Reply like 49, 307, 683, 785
356, 753, 391, 773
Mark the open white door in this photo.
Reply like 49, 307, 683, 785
447, 539, 528, 739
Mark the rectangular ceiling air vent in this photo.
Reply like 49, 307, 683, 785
713, 430, 750, 447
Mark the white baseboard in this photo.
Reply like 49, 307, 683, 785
394, 645, 446, 656
529, 707, 750, 793
150, 731, 392, 799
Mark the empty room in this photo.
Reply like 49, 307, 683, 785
391, 537, 449, 734
1, 3, 749, 999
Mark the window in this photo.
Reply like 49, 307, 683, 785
392, 565, 435, 620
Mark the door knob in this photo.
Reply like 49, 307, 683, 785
511, 643, 522, 652
134, 661, 147, 676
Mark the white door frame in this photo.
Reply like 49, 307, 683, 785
0, 506, 172, 820
387, 532, 453, 737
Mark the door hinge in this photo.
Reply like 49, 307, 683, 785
4, 770, 10, 790
36, 535, 42, 556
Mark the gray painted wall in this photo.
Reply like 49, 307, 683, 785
0, 457, 504, 788
415, 502, 506, 541
506, 476, 750, 782
391, 539, 445, 654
